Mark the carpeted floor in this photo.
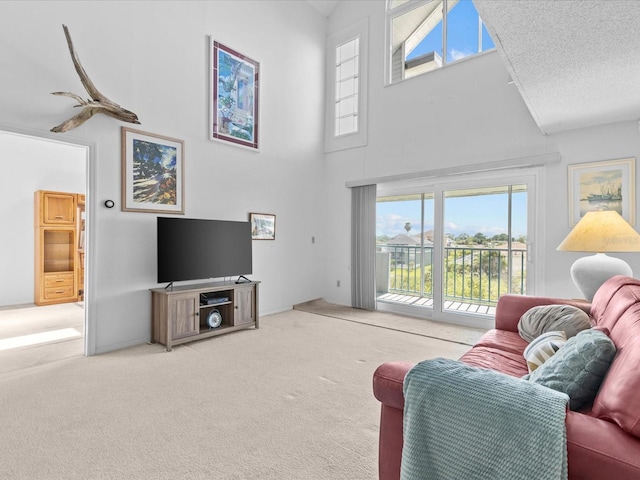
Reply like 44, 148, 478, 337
294, 298, 485, 346
0, 301, 484, 479
0, 302, 84, 375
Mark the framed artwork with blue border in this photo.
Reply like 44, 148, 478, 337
121, 127, 185, 214
210, 40, 260, 150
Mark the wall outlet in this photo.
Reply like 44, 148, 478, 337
312, 236, 315, 243
336, 280, 341, 287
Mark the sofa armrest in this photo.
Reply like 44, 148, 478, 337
373, 361, 414, 410
495, 295, 591, 333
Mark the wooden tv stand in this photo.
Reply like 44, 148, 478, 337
150, 280, 259, 351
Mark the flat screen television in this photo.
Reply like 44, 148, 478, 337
157, 217, 252, 284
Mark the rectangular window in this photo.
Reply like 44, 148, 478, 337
335, 38, 360, 136
325, 19, 368, 152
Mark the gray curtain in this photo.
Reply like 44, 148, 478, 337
351, 184, 376, 309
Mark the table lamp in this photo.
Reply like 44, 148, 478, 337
557, 210, 640, 300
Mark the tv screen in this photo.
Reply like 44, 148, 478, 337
157, 217, 252, 283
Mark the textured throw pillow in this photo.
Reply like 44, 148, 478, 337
523, 331, 567, 373
518, 304, 591, 342
526, 329, 616, 410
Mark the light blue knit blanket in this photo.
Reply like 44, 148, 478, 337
401, 358, 569, 480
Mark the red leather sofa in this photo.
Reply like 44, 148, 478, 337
373, 275, 640, 479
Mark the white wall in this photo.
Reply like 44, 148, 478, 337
0, 1, 327, 353
0, 133, 86, 306
3, 1, 639, 353
321, 1, 640, 305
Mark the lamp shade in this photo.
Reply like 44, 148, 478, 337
557, 211, 640, 300
557, 211, 640, 253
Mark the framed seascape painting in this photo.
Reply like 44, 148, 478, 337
121, 127, 185, 214
568, 157, 635, 226
250, 213, 275, 240
210, 40, 260, 150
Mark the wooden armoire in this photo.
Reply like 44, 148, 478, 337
34, 190, 85, 306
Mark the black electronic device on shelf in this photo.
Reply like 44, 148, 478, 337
200, 293, 229, 305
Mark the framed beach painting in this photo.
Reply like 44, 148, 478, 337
568, 157, 635, 226
210, 40, 260, 150
250, 213, 275, 240
121, 127, 185, 214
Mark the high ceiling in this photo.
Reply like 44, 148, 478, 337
474, 0, 640, 134
309, 0, 640, 135
306, 0, 339, 17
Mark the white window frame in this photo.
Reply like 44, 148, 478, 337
325, 18, 368, 153
376, 168, 545, 330
384, 0, 495, 86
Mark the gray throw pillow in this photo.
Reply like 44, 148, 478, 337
525, 329, 616, 410
518, 304, 591, 342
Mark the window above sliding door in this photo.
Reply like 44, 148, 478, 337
385, 0, 495, 84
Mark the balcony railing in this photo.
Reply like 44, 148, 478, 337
377, 244, 527, 307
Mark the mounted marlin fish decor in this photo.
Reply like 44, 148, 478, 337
50, 25, 141, 133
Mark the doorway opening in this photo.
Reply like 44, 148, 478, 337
0, 129, 92, 373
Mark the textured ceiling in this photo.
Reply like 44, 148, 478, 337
474, 0, 640, 134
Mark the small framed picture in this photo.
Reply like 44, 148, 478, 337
121, 127, 185, 214
210, 39, 260, 150
568, 157, 635, 226
250, 213, 275, 240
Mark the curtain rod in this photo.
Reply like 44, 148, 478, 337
345, 152, 560, 188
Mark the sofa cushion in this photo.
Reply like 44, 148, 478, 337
523, 331, 567, 373
518, 304, 591, 342
474, 329, 529, 355
459, 345, 529, 378
589, 275, 640, 336
526, 329, 616, 410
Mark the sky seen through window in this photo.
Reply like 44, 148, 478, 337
406, 0, 495, 64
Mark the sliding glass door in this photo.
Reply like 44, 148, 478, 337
376, 194, 433, 304
376, 172, 537, 326
441, 185, 527, 315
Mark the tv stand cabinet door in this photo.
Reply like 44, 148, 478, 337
170, 293, 200, 340
234, 285, 255, 326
